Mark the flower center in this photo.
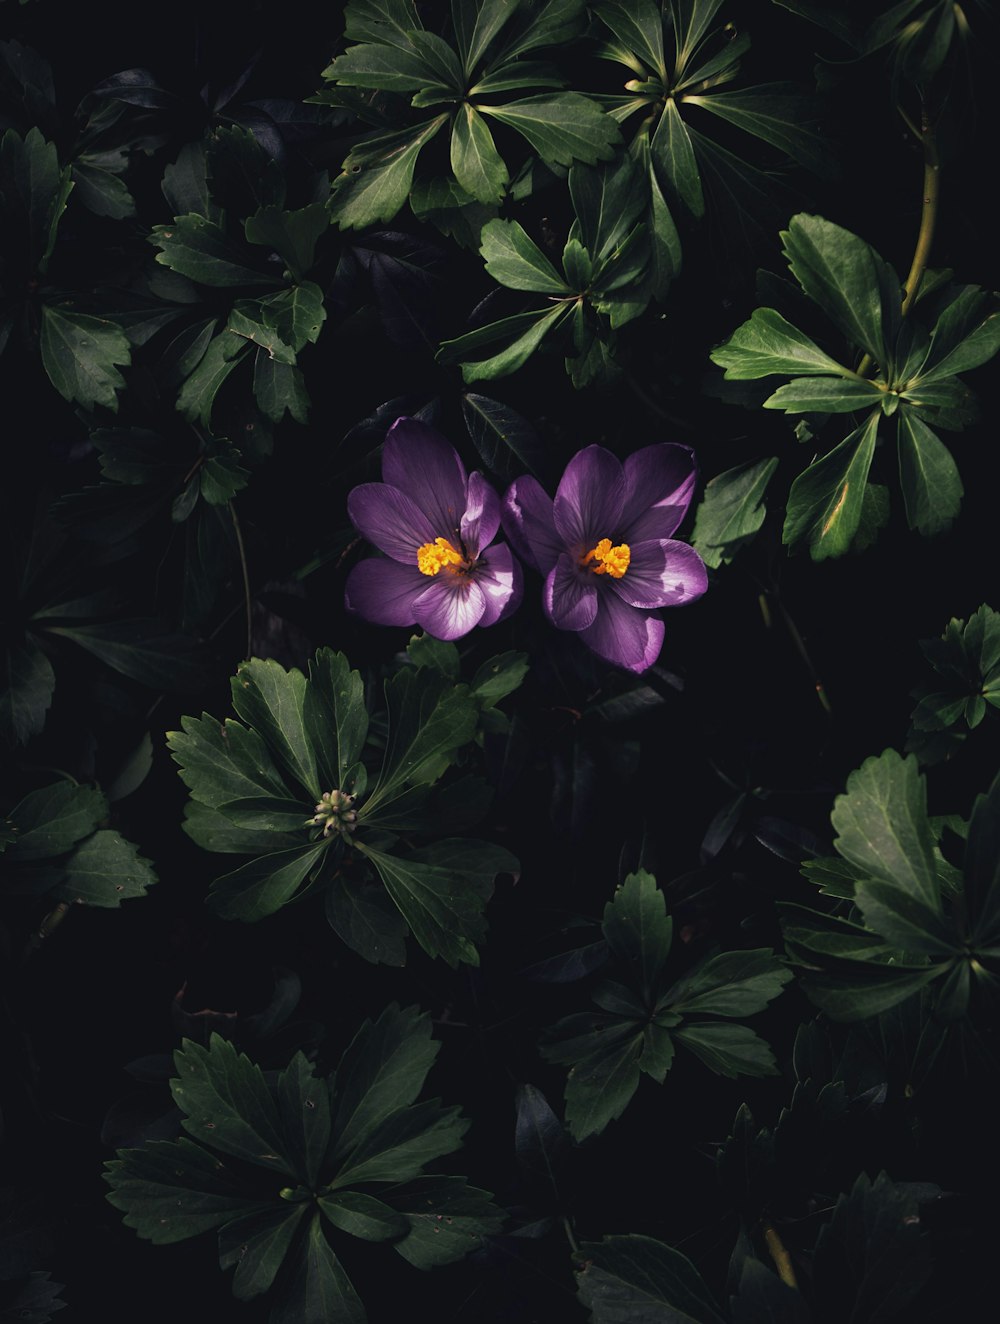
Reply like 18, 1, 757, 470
307, 789, 358, 838
582, 538, 630, 579
416, 537, 464, 576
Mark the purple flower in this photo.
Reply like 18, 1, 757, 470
502, 443, 707, 672
345, 417, 522, 641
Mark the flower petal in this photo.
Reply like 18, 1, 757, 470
348, 483, 437, 563
544, 553, 599, 631
607, 539, 708, 609
461, 471, 501, 556
475, 541, 523, 627
578, 593, 665, 673
382, 416, 468, 540
413, 576, 487, 641
344, 558, 424, 626
619, 444, 697, 542
553, 445, 625, 550
501, 475, 563, 574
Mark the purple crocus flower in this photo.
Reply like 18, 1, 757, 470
502, 443, 707, 672
345, 417, 522, 641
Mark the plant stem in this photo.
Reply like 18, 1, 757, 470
23, 900, 72, 963
762, 1219, 798, 1290
229, 500, 253, 660
562, 1215, 581, 1257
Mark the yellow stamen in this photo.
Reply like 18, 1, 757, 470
583, 537, 630, 579
416, 537, 464, 576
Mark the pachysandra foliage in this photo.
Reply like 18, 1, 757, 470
104, 1004, 504, 1323
168, 639, 522, 966
905, 604, 1000, 763
541, 870, 790, 1139
712, 213, 1000, 559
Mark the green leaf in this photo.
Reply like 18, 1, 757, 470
684, 87, 835, 179
831, 748, 940, 913
384, 1175, 504, 1267
104, 1137, 257, 1243
150, 214, 283, 287
361, 667, 477, 819
782, 410, 880, 559
170, 1034, 291, 1175
918, 305, 1000, 384
43, 619, 210, 691
331, 117, 448, 229
5, 781, 106, 860
302, 649, 368, 795
277, 1214, 365, 1324
965, 771, 1000, 946
407, 633, 461, 677
219, 1204, 309, 1299
199, 452, 249, 505
71, 158, 135, 219
663, 950, 791, 1017
561, 1025, 643, 1140
207, 841, 329, 922
275, 1053, 332, 1189
569, 150, 645, 264
896, 410, 962, 536
342, 0, 422, 49
471, 650, 530, 706
711, 307, 852, 379
692, 457, 779, 568
1, 635, 55, 746
673, 1023, 779, 1078
318, 1191, 407, 1241
326, 873, 409, 965
257, 283, 327, 353
39, 306, 130, 411
227, 304, 297, 364
779, 901, 898, 962
602, 869, 672, 1000
451, 0, 518, 75
781, 214, 899, 365
176, 332, 248, 427
253, 353, 309, 423
0, 125, 71, 274
594, 1, 667, 79
651, 98, 703, 216
853, 878, 958, 956
409, 174, 498, 247
438, 302, 572, 381
53, 829, 156, 906
358, 838, 512, 965
480, 217, 571, 293
329, 1097, 467, 1188
329, 1003, 439, 1164
231, 657, 319, 799
478, 94, 620, 167
576, 1233, 726, 1324
450, 103, 509, 204
168, 714, 291, 809
326, 41, 444, 92
488, 0, 587, 61
763, 376, 885, 413
244, 204, 329, 281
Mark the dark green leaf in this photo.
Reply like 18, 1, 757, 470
254, 353, 309, 423
764, 376, 885, 413
39, 306, 131, 411
5, 781, 106, 860
44, 619, 211, 691
53, 830, 156, 907
692, 458, 779, 568
1, 635, 55, 746
489, 0, 586, 61
325, 873, 409, 965
150, 214, 283, 287
342, 0, 422, 49
651, 98, 703, 216
896, 410, 962, 536
276, 1214, 365, 1324
782, 411, 880, 559
711, 308, 850, 380
257, 283, 327, 353
276, 1053, 332, 1189
684, 86, 835, 178
384, 1174, 504, 1267
176, 332, 249, 427
219, 1203, 308, 1299
0, 125, 70, 273
104, 1137, 257, 1243
965, 771, 1000, 946
244, 205, 329, 281
302, 649, 368, 795
576, 1233, 726, 1324
450, 103, 509, 204
329, 1096, 467, 1187
673, 1023, 779, 1078
231, 657, 319, 799
478, 94, 620, 167
480, 217, 570, 293
731, 1257, 811, 1324
451, 0, 518, 75
919, 303, 1000, 384
562, 1026, 643, 1140
439, 302, 572, 381
602, 869, 672, 1000
853, 878, 958, 955
664, 950, 791, 1017
471, 650, 530, 705
593, 1, 666, 79
71, 158, 135, 219
831, 748, 940, 913
167, 714, 291, 809
326, 41, 443, 92
207, 841, 329, 922
318, 1191, 407, 1241
331, 117, 448, 229
514, 1083, 568, 1198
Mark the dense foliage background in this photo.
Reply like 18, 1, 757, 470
2, 1, 998, 1320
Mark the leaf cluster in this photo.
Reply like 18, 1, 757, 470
905, 604, 1000, 764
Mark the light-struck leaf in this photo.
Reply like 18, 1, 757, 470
150, 214, 283, 287
331, 117, 448, 230
480, 217, 571, 293
663, 950, 791, 1017
673, 1023, 779, 1078
167, 714, 291, 810
601, 869, 672, 1000
175, 332, 248, 427
303, 649, 369, 796
207, 840, 329, 922
450, 103, 509, 204
896, 410, 962, 536
439, 302, 572, 382
763, 376, 885, 413
782, 410, 880, 560
231, 657, 319, 800
692, 457, 778, 568
39, 306, 131, 411
711, 307, 851, 380
53, 829, 156, 906
651, 97, 703, 216
478, 93, 620, 167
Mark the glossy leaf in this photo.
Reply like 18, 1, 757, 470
692, 457, 779, 568
896, 410, 962, 536
480, 217, 571, 293
576, 1233, 726, 1324
39, 306, 131, 411
478, 94, 620, 167
602, 869, 672, 1000
330, 117, 448, 229
711, 308, 851, 380
782, 410, 880, 559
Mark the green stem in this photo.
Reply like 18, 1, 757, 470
762, 1220, 798, 1290
562, 1215, 581, 1257
23, 900, 72, 963
229, 500, 253, 660
760, 589, 833, 716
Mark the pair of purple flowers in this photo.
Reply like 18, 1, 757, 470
345, 418, 707, 673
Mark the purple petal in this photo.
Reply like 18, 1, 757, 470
544, 553, 598, 631
553, 446, 625, 549
502, 475, 562, 574
382, 417, 468, 540
344, 558, 424, 626
348, 483, 437, 563
461, 472, 501, 556
607, 539, 709, 609
618, 444, 697, 542
578, 593, 665, 673
413, 576, 487, 640
475, 541, 523, 627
